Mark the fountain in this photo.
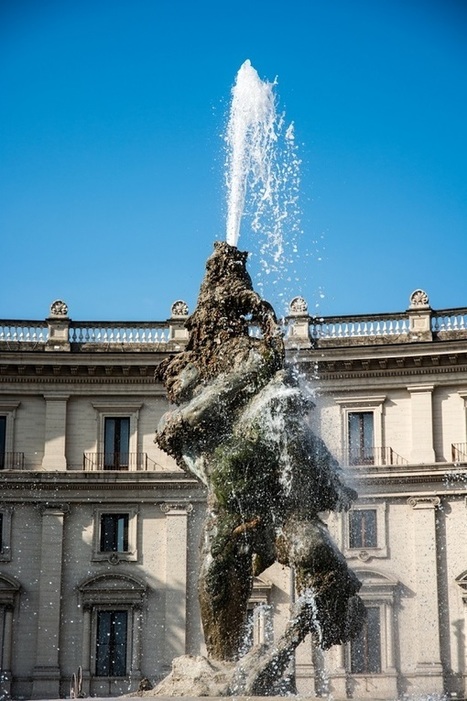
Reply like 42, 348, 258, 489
153, 61, 365, 696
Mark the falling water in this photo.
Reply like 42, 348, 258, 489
224, 60, 301, 308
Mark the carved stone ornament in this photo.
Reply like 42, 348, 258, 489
289, 296, 308, 315
407, 496, 441, 509
49, 299, 69, 317
171, 300, 189, 318
160, 502, 193, 514
409, 289, 430, 309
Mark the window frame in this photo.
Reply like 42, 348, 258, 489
349, 604, 382, 674
335, 396, 386, 467
78, 573, 146, 684
91, 402, 143, 472
343, 502, 388, 561
345, 569, 398, 678
0, 402, 20, 470
95, 607, 129, 678
93, 507, 138, 563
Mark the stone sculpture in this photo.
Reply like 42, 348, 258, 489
155, 241, 365, 695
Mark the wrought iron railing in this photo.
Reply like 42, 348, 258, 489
347, 447, 408, 467
83, 452, 158, 471
451, 443, 467, 463
0, 452, 25, 470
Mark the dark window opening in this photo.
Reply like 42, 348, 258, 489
104, 417, 130, 469
96, 609, 128, 676
348, 412, 374, 465
350, 606, 381, 674
349, 509, 377, 549
100, 514, 129, 552
0, 417, 6, 470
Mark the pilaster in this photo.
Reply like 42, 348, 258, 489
407, 385, 436, 463
407, 496, 443, 694
42, 393, 69, 470
32, 504, 68, 698
160, 502, 193, 659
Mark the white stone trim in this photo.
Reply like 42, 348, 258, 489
78, 573, 146, 681
346, 569, 398, 676
342, 501, 388, 561
92, 401, 143, 465
92, 506, 139, 563
334, 395, 386, 465
0, 401, 20, 457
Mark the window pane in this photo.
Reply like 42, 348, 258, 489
112, 611, 128, 676
349, 510, 377, 548
348, 412, 374, 465
96, 610, 127, 677
100, 514, 129, 552
96, 611, 111, 675
350, 606, 381, 674
104, 417, 130, 469
0, 417, 6, 470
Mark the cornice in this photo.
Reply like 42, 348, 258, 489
0, 471, 204, 498
346, 464, 467, 490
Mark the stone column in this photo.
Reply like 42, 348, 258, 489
42, 393, 69, 470
407, 496, 443, 694
32, 504, 68, 698
407, 385, 436, 463
328, 643, 347, 699
160, 503, 192, 660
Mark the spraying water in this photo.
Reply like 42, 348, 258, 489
224, 60, 302, 308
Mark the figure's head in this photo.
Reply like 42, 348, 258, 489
205, 241, 248, 279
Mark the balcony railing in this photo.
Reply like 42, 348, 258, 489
2, 301, 467, 349
0, 452, 25, 470
83, 452, 158, 471
347, 447, 408, 467
69, 322, 170, 344
452, 443, 467, 463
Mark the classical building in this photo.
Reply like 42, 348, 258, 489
1, 291, 467, 700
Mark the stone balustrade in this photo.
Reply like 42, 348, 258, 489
2, 293, 467, 350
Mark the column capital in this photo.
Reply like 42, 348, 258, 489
160, 502, 193, 515
37, 502, 70, 515
407, 496, 441, 510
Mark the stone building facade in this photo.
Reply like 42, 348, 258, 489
0, 292, 467, 699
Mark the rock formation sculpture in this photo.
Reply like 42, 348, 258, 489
155, 241, 365, 695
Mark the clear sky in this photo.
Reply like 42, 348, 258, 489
1, 0, 466, 322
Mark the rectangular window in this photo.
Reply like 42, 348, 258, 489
0, 417, 6, 470
100, 514, 129, 552
96, 610, 128, 676
104, 417, 130, 470
349, 509, 377, 549
350, 606, 381, 674
348, 412, 374, 465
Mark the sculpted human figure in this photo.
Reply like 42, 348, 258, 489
155, 241, 364, 693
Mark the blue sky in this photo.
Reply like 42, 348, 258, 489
1, 0, 466, 321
